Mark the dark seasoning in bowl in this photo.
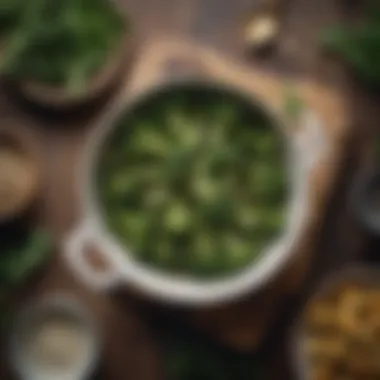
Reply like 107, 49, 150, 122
96, 85, 288, 279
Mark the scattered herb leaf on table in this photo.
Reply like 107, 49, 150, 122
0, 225, 51, 331
166, 340, 261, 380
0, 225, 52, 290
283, 86, 304, 122
150, 316, 262, 380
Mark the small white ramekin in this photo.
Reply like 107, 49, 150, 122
10, 293, 101, 380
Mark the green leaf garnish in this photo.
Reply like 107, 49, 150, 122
283, 86, 304, 121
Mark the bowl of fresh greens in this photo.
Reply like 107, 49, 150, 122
65, 80, 326, 306
0, 0, 130, 109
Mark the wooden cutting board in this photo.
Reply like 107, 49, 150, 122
101, 34, 351, 351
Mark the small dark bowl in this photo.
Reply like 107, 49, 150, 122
351, 167, 380, 235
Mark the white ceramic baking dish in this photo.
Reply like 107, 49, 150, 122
64, 80, 327, 307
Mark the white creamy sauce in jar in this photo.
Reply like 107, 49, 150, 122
24, 313, 92, 376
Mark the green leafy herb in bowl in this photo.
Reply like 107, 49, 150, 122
96, 86, 288, 279
322, 3, 380, 89
0, 0, 128, 108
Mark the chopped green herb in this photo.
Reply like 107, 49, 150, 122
97, 86, 288, 278
0, 226, 52, 286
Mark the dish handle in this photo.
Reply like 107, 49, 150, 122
64, 218, 122, 291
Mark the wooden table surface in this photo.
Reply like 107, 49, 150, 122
1, 0, 379, 379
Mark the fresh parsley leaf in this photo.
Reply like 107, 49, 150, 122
0, 229, 52, 286
283, 87, 304, 121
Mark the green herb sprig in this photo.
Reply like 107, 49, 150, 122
0, 227, 52, 330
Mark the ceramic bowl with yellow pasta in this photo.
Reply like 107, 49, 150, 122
294, 266, 380, 380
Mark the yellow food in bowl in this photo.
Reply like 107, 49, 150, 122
302, 281, 380, 379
